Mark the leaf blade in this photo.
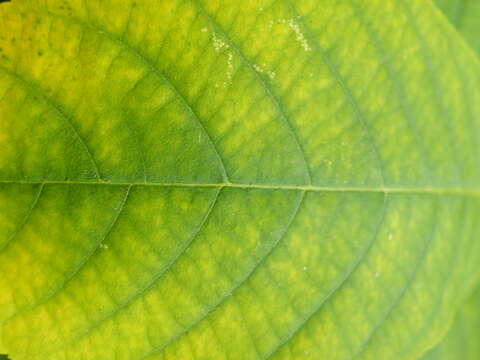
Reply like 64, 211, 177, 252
0, 1, 479, 359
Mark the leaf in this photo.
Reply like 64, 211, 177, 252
434, 0, 480, 54
0, 0, 479, 359
421, 286, 480, 360
425, 6, 480, 356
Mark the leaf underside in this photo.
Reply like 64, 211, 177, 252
0, 0, 479, 360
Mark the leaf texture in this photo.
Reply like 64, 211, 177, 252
434, 0, 480, 54
421, 286, 480, 360
0, 0, 479, 359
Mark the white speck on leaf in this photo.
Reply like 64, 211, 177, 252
226, 52, 234, 83
278, 18, 311, 51
253, 63, 276, 80
212, 32, 229, 52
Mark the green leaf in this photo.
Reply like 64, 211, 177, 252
0, 0, 479, 359
434, 0, 480, 54
421, 286, 480, 360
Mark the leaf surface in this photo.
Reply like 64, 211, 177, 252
434, 0, 480, 54
0, 0, 480, 359
421, 286, 480, 360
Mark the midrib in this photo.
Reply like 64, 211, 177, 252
0, 179, 479, 195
